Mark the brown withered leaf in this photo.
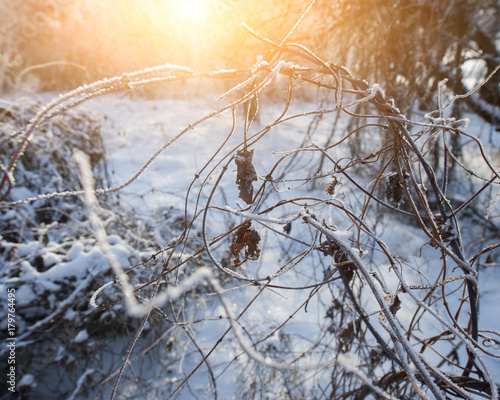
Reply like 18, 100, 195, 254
385, 170, 409, 208
230, 220, 261, 268
325, 177, 339, 196
235, 149, 258, 204
338, 319, 362, 351
388, 294, 401, 315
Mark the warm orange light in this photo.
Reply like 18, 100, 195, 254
172, 0, 208, 22
30, 0, 278, 81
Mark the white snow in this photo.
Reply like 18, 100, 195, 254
74, 329, 89, 343
79, 92, 499, 398
1, 88, 499, 399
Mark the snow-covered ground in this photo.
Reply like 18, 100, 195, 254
1, 89, 499, 399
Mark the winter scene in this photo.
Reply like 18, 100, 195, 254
1, 1, 499, 399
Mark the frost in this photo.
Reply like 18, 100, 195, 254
371, 83, 385, 98
251, 55, 269, 72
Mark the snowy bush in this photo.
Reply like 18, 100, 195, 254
0, 99, 207, 398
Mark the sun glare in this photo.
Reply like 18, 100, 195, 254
173, 0, 208, 21
76, 0, 252, 71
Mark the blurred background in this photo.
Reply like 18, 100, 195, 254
1, 0, 499, 116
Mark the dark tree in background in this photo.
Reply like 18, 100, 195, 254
307, 0, 499, 123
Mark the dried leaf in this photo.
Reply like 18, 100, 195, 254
386, 293, 401, 315
230, 220, 261, 268
235, 148, 258, 204
338, 319, 362, 351
325, 177, 338, 196
385, 170, 409, 207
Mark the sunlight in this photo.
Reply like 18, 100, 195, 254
172, 0, 208, 22
49, 0, 267, 75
